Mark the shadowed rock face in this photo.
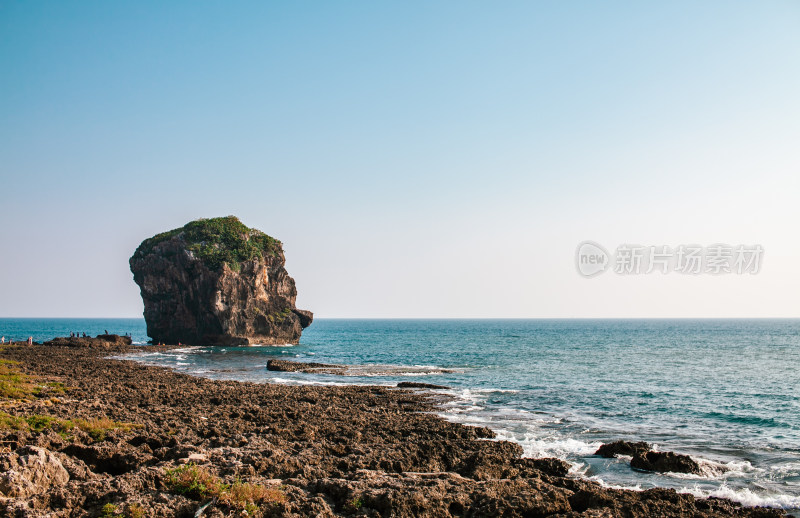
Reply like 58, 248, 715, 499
129, 217, 312, 346
595, 440, 652, 459
631, 450, 702, 475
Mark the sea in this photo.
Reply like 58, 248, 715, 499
1, 318, 798, 512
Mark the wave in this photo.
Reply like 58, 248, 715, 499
331, 364, 466, 377
679, 484, 800, 510
504, 432, 602, 459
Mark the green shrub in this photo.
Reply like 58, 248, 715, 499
164, 464, 226, 499
133, 216, 282, 271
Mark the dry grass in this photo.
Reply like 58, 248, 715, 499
164, 464, 227, 499
165, 464, 286, 516
219, 480, 288, 514
71, 417, 142, 441
0, 361, 36, 400
0, 356, 68, 402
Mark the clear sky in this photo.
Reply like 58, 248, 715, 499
1, 1, 799, 318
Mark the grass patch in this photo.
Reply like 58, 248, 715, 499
0, 412, 141, 441
0, 357, 68, 401
71, 417, 142, 441
32, 381, 67, 397
99, 502, 145, 518
0, 362, 36, 400
165, 463, 226, 499
218, 480, 287, 515
165, 464, 286, 516
125, 503, 145, 518
0, 412, 26, 430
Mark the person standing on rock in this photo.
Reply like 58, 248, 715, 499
1, 336, 5, 344
27, 336, 33, 345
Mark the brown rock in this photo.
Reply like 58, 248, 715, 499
631, 450, 702, 475
129, 216, 312, 345
44, 334, 132, 349
0, 446, 69, 498
595, 440, 651, 458
396, 382, 449, 390
266, 359, 345, 374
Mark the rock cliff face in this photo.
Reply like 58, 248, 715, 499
129, 217, 312, 346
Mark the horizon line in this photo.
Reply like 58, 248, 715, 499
1, 316, 798, 320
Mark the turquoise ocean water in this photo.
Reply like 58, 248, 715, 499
1, 318, 798, 512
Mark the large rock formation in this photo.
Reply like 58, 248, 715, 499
130, 216, 312, 346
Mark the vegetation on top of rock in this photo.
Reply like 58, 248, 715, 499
133, 216, 282, 271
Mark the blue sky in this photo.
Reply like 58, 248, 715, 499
1, 1, 799, 317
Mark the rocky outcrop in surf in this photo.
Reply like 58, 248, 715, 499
266, 359, 344, 374
595, 440, 702, 475
595, 440, 651, 459
631, 450, 702, 475
44, 335, 132, 349
129, 216, 312, 346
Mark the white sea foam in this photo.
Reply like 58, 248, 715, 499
589, 476, 645, 492
500, 432, 602, 459
265, 376, 381, 388
333, 364, 464, 377
679, 484, 800, 510
771, 461, 800, 478
170, 347, 201, 353
657, 458, 765, 481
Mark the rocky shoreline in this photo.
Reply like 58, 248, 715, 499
0, 343, 789, 517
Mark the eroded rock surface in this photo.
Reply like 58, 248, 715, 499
0, 446, 69, 498
266, 359, 345, 374
43, 334, 132, 349
0, 345, 786, 518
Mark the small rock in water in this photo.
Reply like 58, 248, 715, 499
396, 381, 450, 390
631, 450, 702, 475
595, 440, 652, 458
266, 359, 345, 374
